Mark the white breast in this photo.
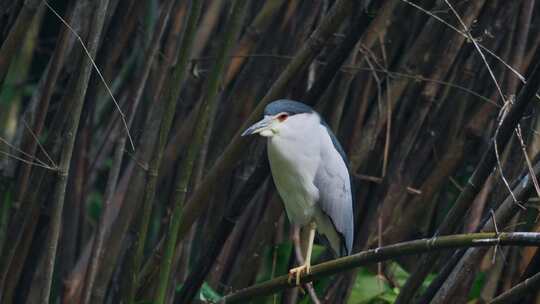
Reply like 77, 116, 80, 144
267, 113, 321, 225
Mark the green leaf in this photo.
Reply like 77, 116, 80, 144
347, 263, 438, 304
348, 268, 391, 304
87, 191, 103, 222
175, 282, 222, 303
469, 271, 486, 300
388, 263, 409, 287
377, 291, 398, 302
310, 244, 326, 261
199, 282, 222, 302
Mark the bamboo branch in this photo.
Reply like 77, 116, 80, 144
220, 232, 540, 303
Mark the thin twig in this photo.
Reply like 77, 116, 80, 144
22, 119, 56, 168
194, 52, 497, 106
443, 0, 525, 213
443, 0, 505, 105
43, 0, 135, 151
352, 174, 421, 195
402, 0, 540, 109
399, 0, 526, 85
494, 100, 526, 210
449, 176, 464, 192
0, 151, 56, 170
0, 137, 51, 168
379, 35, 391, 178
515, 125, 540, 200
406, 187, 422, 195
490, 209, 500, 264
361, 46, 384, 123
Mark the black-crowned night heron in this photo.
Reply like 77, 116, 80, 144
242, 99, 354, 284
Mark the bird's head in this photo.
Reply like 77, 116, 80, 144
241, 99, 315, 138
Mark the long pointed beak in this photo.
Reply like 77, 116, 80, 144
241, 116, 273, 136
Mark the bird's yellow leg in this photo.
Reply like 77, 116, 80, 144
304, 221, 316, 273
288, 221, 317, 285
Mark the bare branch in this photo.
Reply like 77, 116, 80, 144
220, 232, 540, 303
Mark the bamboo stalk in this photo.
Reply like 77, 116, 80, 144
117, 2, 187, 303
413, 4, 535, 302
89, 0, 205, 302
223, 0, 287, 84
429, 120, 540, 302
81, 1, 177, 303
0, 0, 41, 85
39, 0, 111, 302
220, 232, 540, 303
395, 8, 540, 303
304, 1, 373, 105
0, 7, 51, 302
154, 0, 249, 302
2, 1, 537, 302
175, 162, 270, 302
0, 70, 84, 302
14, 0, 74, 237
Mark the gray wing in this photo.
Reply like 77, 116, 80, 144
314, 126, 354, 256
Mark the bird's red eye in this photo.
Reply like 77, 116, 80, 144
277, 113, 288, 122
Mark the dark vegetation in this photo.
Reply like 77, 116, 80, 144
1, 0, 540, 303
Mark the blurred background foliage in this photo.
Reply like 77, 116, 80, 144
1, 0, 540, 303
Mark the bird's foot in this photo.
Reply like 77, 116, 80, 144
288, 263, 310, 286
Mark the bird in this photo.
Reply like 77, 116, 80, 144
241, 99, 354, 285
